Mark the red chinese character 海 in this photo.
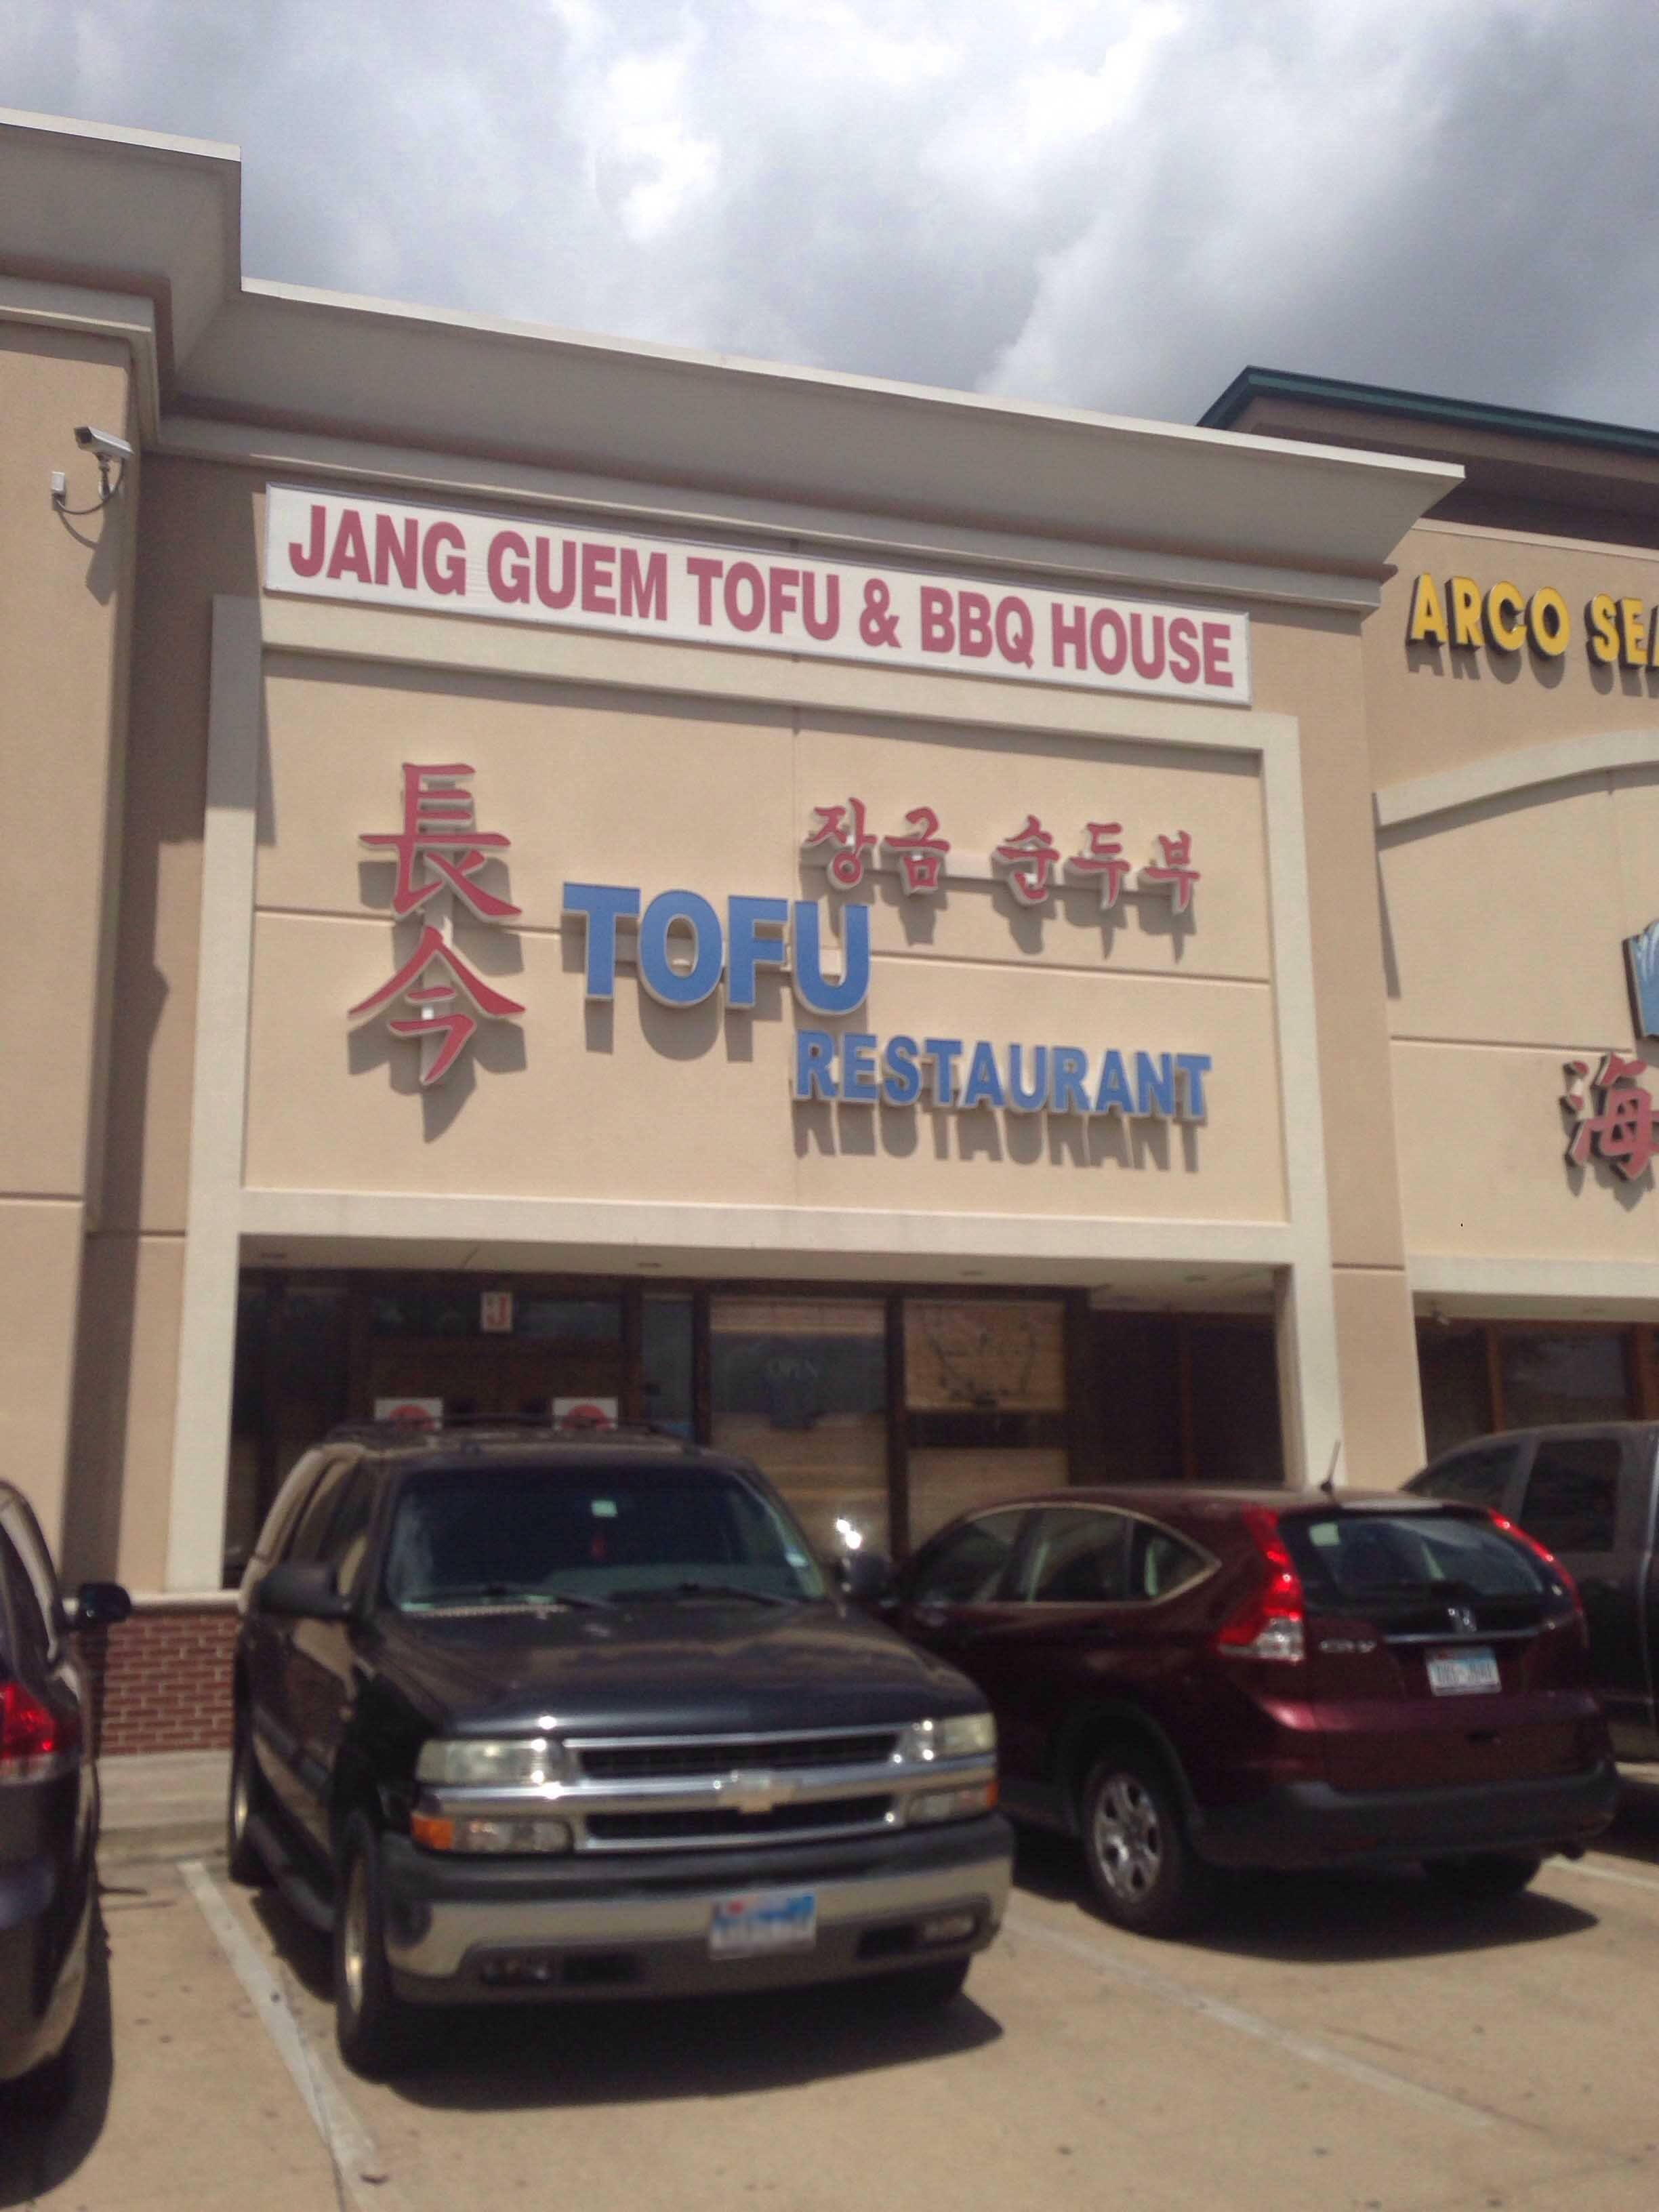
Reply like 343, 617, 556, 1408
993, 815, 1060, 906
1564, 1052, 1658, 1181
1139, 830, 1200, 914
1066, 821, 1130, 909
360, 762, 520, 922
882, 806, 951, 895
348, 925, 526, 1087
802, 798, 878, 888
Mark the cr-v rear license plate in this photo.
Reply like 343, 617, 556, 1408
709, 1890, 818, 1956
1426, 1646, 1500, 1695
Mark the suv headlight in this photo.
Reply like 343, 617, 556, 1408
415, 1735, 572, 1788
899, 1713, 996, 1763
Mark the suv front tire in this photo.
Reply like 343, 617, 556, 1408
334, 1813, 413, 2078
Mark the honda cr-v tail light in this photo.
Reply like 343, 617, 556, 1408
1214, 1507, 1305, 1663
1490, 1513, 1584, 1623
0, 1679, 80, 1783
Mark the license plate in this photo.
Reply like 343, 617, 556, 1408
1426, 1646, 1500, 1695
709, 1889, 818, 1957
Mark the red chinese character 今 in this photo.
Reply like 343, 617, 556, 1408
882, 806, 951, 895
802, 798, 877, 889
1066, 821, 1130, 909
360, 762, 521, 922
348, 925, 526, 1087
1139, 830, 1200, 915
1564, 1052, 1658, 1181
993, 815, 1060, 906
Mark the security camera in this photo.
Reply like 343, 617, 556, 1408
74, 426, 133, 462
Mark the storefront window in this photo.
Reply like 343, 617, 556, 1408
905, 1298, 1067, 1544
226, 1281, 350, 1586
1416, 1328, 1492, 1458
710, 1298, 888, 1556
1500, 1332, 1631, 1429
1092, 1315, 1183, 1483
642, 1294, 694, 1437
1189, 1324, 1283, 1484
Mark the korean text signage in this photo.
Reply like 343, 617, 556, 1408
267, 485, 1251, 708
1409, 573, 1659, 670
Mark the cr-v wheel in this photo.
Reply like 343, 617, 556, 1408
1080, 1749, 1212, 1937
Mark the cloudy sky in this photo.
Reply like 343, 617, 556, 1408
6, 0, 1659, 428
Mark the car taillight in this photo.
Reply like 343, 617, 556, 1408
0, 1679, 79, 1783
1489, 1513, 1582, 1620
1214, 1507, 1305, 1663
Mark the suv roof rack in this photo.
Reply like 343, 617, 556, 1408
322, 1416, 701, 1453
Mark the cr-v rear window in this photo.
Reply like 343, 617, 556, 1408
1280, 1509, 1557, 1612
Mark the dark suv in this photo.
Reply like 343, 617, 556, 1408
230, 1424, 1010, 2075
885, 1486, 1618, 1935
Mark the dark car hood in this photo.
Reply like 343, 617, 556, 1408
371, 1600, 978, 1737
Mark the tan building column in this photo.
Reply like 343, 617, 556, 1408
1256, 614, 1425, 1487
0, 321, 138, 1553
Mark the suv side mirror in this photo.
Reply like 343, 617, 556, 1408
74, 1580, 132, 1631
836, 1549, 895, 1605
256, 1561, 352, 1621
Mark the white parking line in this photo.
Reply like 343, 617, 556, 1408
180, 1860, 414, 2212
1004, 1910, 1493, 2129
1547, 1856, 1659, 1896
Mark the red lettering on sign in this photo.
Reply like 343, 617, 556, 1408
1052, 603, 1086, 670
289, 504, 327, 577
581, 542, 617, 615
801, 573, 840, 640
958, 591, 993, 659
487, 530, 531, 605
374, 514, 418, 588
327, 510, 372, 583
687, 556, 723, 626
1202, 621, 1233, 689
422, 523, 467, 596
1168, 615, 1200, 684
769, 567, 800, 634
724, 561, 765, 632
920, 586, 954, 654
621, 549, 667, 621
536, 539, 576, 609
1130, 612, 1165, 681
1089, 608, 1127, 674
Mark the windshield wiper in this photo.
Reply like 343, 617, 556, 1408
405, 1582, 611, 1611
613, 1581, 797, 1607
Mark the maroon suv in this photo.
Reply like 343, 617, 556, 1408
886, 1487, 1618, 1935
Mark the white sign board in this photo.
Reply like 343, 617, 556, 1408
265, 485, 1251, 708
552, 1396, 619, 1430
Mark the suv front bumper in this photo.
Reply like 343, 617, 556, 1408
380, 1814, 1012, 2001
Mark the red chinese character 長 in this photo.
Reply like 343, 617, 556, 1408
360, 762, 520, 922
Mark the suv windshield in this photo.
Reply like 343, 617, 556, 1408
383, 1461, 827, 1612
1280, 1509, 1561, 1618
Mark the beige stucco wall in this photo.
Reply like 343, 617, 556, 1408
0, 325, 137, 1554
64, 455, 258, 1581
1368, 521, 1659, 791
243, 657, 1286, 1226
1368, 518, 1659, 1287
1252, 609, 1423, 1481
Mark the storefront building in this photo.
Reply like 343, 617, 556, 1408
4, 112, 1655, 1750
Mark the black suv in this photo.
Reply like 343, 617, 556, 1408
230, 1424, 1010, 2075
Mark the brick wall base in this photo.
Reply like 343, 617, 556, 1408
81, 1604, 239, 1756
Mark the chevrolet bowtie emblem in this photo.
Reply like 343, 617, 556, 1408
720, 1771, 792, 1815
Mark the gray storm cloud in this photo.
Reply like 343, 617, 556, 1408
5, 0, 1658, 426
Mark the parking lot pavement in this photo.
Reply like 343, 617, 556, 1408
12, 1803, 1659, 2212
